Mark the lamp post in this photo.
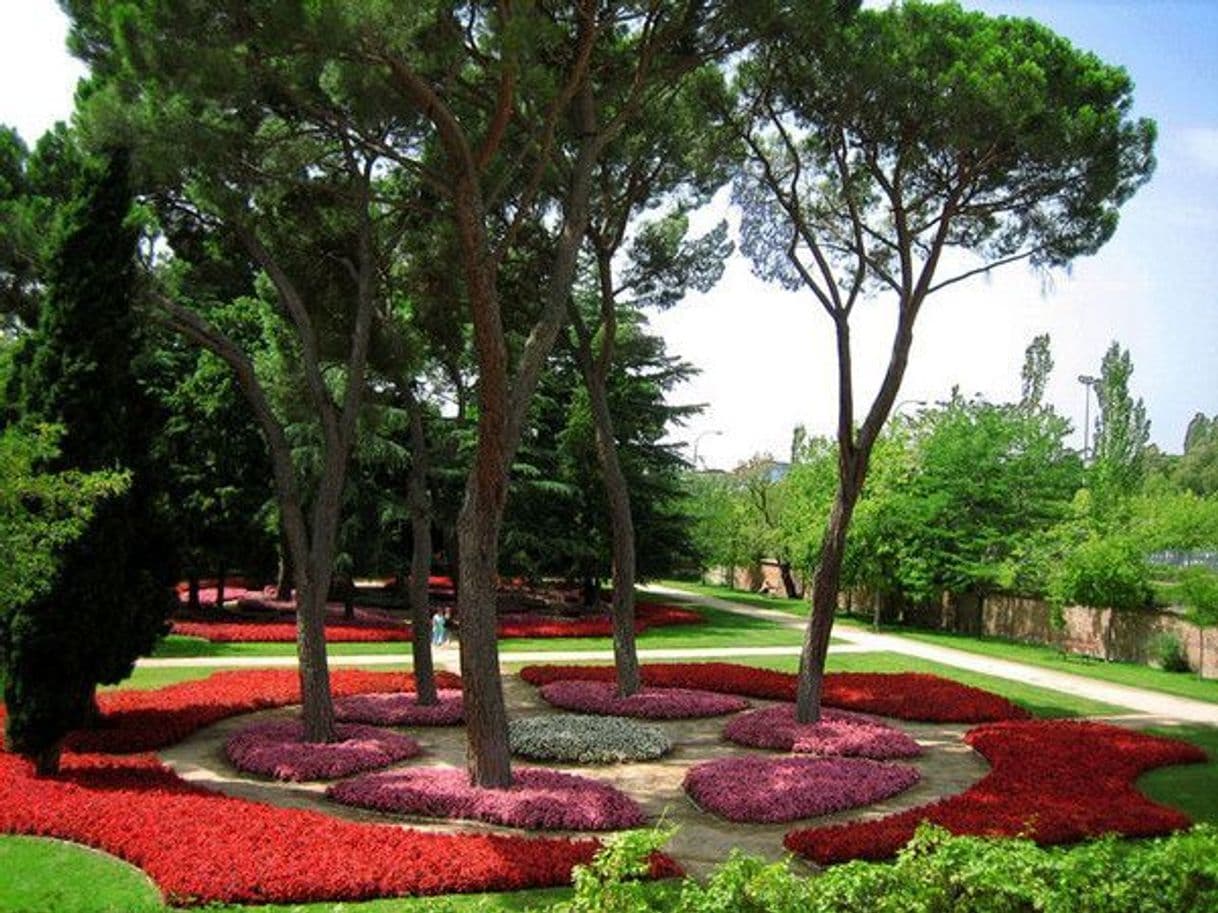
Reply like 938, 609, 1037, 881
1078, 374, 1099, 461
691, 429, 723, 469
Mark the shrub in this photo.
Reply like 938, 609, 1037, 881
1150, 632, 1191, 673
510, 715, 671, 764
1049, 533, 1153, 613
546, 824, 1218, 913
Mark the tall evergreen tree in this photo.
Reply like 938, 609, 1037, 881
1, 149, 175, 775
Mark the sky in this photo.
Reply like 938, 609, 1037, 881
2, 1, 1215, 470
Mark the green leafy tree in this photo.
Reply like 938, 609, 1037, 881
1, 149, 176, 775
1176, 412, 1218, 496
1091, 340, 1150, 511
728, 0, 1154, 720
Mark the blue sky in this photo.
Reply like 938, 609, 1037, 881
2, 1, 1215, 469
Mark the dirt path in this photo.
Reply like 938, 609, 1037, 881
159, 674, 988, 876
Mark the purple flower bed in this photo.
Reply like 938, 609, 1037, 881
225, 720, 420, 782
333, 690, 465, 727
684, 756, 921, 823
327, 766, 646, 831
539, 680, 750, 719
724, 705, 922, 759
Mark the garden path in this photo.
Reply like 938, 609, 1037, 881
645, 584, 1218, 726
157, 673, 987, 876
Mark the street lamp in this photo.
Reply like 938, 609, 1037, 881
1078, 374, 1099, 461
691, 429, 723, 469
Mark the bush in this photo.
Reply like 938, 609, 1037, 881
1049, 533, 1153, 613
543, 824, 1218, 913
1150, 632, 1191, 673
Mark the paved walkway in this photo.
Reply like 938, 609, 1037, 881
645, 584, 1218, 726
137, 584, 1218, 725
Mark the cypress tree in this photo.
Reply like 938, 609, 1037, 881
1, 148, 175, 775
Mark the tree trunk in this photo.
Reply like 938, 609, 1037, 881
215, 567, 225, 612
584, 366, 641, 696
187, 572, 200, 613
294, 569, 336, 742
795, 483, 861, 722
457, 491, 512, 787
778, 561, 799, 599
34, 742, 62, 777
276, 534, 294, 601
406, 398, 438, 705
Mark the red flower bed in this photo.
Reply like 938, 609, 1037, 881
784, 720, 1207, 864
171, 620, 411, 642
519, 663, 1030, 723
495, 603, 704, 639
0, 749, 678, 905
67, 669, 462, 753
172, 602, 704, 643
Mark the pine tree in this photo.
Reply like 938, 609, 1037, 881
1, 148, 175, 775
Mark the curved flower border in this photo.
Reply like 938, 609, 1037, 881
519, 662, 1030, 723
784, 720, 1207, 864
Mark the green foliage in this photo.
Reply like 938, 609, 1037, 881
542, 823, 1218, 913
1090, 341, 1151, 512
0, 424, 128, 614
1048, 531, 1153, 611
1150, 632, 1191, 673
1177, 567, 1218, 627
1176, 413, 1218, 496
1, 148, 175, 763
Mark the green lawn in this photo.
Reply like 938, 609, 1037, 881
892, 628, 1218, 706
653, 578, 812, 615
1139, 724, 1218, 824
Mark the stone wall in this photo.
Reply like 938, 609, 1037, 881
705, 561, 803, 597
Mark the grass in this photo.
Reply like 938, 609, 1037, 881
653, 578, 812, 615
887, 628, 1218, 706
1139, 724, 1218, 825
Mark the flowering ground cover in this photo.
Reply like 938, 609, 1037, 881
171, 601, 703, 643
684, 756, 921, 823
723, 704, 922, 759
334, 689, 465, 726
0, 749, 661, 905
785, 720, 1208, 864
67, 669, 462, 753
539, 680, 750, 719
509, 714, 672, 763
328, 767, 648, 831
519, 663, 1030, 722
225, 720, 420, 781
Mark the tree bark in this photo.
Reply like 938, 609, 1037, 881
795, 482, 861, 722
216, 567, 225, 612
33, 741, 62, 778
584, 363, 641, 696
406, 396, 438, 706
187, 573, 200, 613
778, 561, 799, 599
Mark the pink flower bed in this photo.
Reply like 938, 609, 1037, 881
539, 680, 750, 719
328, 767, 646, 831
724, 705, 922, 759
225, 720, 421, 781
334, 690, 465, 727
684, 756, 921, 823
